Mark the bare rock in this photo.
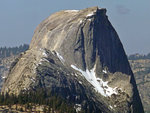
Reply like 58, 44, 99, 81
1, 7, 144, 113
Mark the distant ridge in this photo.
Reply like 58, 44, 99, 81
0, 44, 29, 58
128, 53, 150, 60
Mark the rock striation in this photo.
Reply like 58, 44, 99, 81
1, 7, 144, 113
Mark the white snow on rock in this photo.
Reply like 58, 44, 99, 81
2, 76, 6, 79
86, 12, 94, 17
56, 52, 65, 63
109, 105, 113, 109
71, 65, 118, 97
79, 81, 82, 84
42, 52, 48, 57
79, 20, 83, 24
42, 58, 49, 62
39, 48, 48, 57
65, 10, 79, 13
74, 104, 81, 112
33, 48, 50, 74
38, 60, 42, 65
24, 88, 27, 91
31, 77, 36, 83
88, 19, 92, 22
103, 69, 107, 74
75, 73, 78, 77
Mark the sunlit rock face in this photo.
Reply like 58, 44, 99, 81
2, 7, 144, 113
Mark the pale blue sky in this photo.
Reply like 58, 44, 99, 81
0, 0, 150, 54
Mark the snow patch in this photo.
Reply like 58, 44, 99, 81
36, 58, 46, 67
52, 51, 55, 55
109, 105, 113, 109
79, 20, 83, 24
42, 58, 49, 62
42, 52, 48, 57
86, 12, 94, 17
71, 65, 118, 97
33, 48, 49, 74
31, 77, 35, 83
56, 52, 65, 63
39, 48, 48, 57
65, 10, 79, 13
2, 76, 6, 79
75, 73, 78, 77
103, 69, 107, 74
38, 60, 42, 65
24, 88, 27, 91
79, 81, 82, 84
39, 48, 43, 51
74, 104, 81, 112
88, 19, 92, 21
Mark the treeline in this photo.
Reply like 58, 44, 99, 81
128, 53, 150, 60
0, 89, 82, 113
0, 44, 29, 58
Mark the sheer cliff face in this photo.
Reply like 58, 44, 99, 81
30, 7, 131, 74
1, 7, 144, 113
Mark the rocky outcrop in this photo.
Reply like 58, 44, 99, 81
0, 56, 17, 90
1, 7, 144, 113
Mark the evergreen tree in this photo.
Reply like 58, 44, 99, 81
0, 88, 81, 112
0, 44, 29, 58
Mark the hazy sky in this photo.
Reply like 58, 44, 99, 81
0, 0, 150, 55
